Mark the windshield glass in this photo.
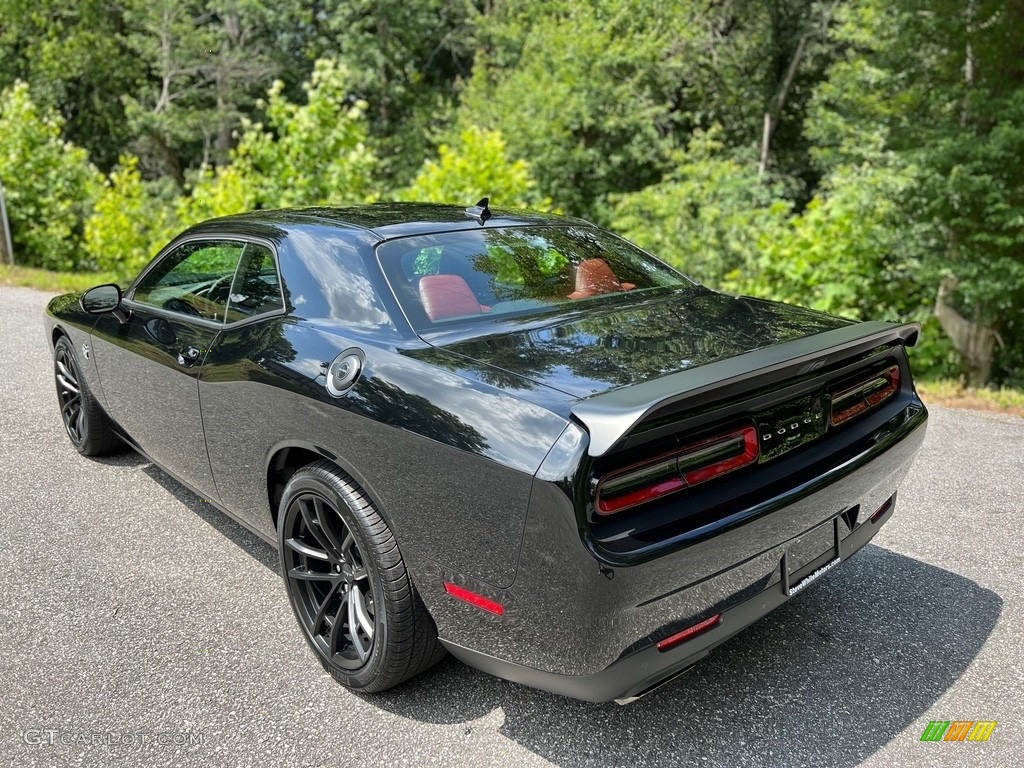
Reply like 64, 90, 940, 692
376, 225, 691, 331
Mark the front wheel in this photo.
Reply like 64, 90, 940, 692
53, 336, 121, 456
278, 461, 445, 692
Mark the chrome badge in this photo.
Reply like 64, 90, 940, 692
755, 393, 826, 462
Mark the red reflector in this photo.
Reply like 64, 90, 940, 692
443, 582, 505, 616
656, 614, 722, 652
869, 496, 894, 524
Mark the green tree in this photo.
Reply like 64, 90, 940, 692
806, 0, 1024, 384
84, 155, 180, 275
729, 164, 928, 319
459, 0, 690, 219
0, 81, 101, 270
177, 163, 255, 225
612, 129, 791, 286
229, 59, 379, 207
308, 0, 480, 184
0, 0, 147, 171
397, 126, 543, 209
120, 0, 313, 184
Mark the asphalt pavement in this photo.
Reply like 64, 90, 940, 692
1, 285, 1021, 767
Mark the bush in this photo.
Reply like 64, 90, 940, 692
233, 59, 379, 208
0, 81, 101, 270
611, 129, 791, 287
84, 155, 180, 277
397, 126, 543, 208
177, 164, 254, 227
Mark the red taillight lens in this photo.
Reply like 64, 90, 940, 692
656, 614, 722, 652
830, 364, 901, 427
443, 582, 505, 616
679, 427, 760, 485
595, 425, 759, 515
594, 453, 687, 515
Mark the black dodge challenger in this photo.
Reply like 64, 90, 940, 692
45, 201, 927, 703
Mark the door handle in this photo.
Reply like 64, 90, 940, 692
177, 346, 202, 367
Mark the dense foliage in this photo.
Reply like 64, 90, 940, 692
1, 0, 1021, 384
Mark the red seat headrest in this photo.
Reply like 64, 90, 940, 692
419, 274, 487, 321
568, 259, 635, 299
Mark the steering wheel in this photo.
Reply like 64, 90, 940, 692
163, 297, 201, 316
197, 274, 234, 303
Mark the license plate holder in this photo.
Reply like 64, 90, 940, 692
782, 516, 842, 597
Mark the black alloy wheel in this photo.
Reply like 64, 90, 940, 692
284, 492, 376, 669
278, 461, 445, 692
53, 336, 120, 456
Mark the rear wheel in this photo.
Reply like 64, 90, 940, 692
278, 461, 445, 692
53, 336, 121, 456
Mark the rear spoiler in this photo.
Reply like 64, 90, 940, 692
571, 321, 920, 457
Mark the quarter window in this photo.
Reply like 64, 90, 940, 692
133, 241, 245, 322
226, 243, 285, 323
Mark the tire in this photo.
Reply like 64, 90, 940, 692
278, 460, 445, 692
53, 335, 121, 456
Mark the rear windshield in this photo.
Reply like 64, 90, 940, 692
376, 225, 691, 331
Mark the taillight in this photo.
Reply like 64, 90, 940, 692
595, 425, 759, 515
830, 364, 900, 427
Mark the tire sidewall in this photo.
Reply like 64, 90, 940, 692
277, 469, 391, 690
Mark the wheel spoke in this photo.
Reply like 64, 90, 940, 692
285, 537, 330, 561
56, 373, 79, 394
313, 496, 348, 555
61, 396, 81, 417
348, 589, 369, 660
329, 591, 349, 655
351, 586, 374, 640
56, 359, 76, 383
339, 532, 355, 562
289, 565, 338, 582
311, 581, 343, 635
298, 497, 335, 557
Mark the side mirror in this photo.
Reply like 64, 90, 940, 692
81, 284, 128, 322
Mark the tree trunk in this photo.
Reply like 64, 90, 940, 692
150, 130, 186, 189
0, 180, 13, 265
933, 277, 1000, 386
759, 30, 808, 177
215, 77, 232, 167
758, 1, 839, 177
214, 11, 243, 167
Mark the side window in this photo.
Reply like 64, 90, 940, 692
226, 243, 285, 323
133, 241, 245, 322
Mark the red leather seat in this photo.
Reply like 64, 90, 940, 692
568, 259, 636, 300
419, 275, 490, 321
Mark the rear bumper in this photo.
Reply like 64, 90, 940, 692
426, 402, 927, 702
441, 487, 897, 703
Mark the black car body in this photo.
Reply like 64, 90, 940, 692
44, 203, 928, 703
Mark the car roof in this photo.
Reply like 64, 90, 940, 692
182, 202, 591, 242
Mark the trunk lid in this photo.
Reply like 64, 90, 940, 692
424, 287, 920, 456
430, 287, 855, 400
